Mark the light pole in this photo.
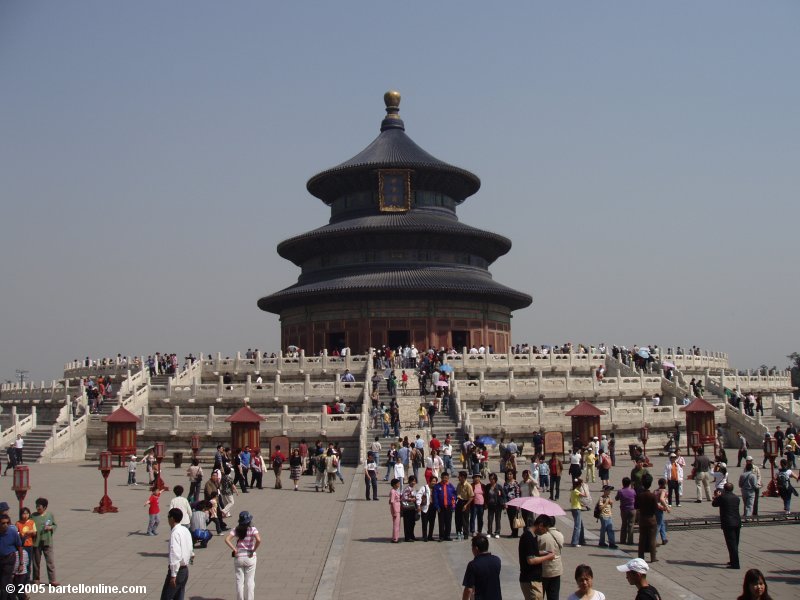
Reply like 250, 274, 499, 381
93, 451, 118, 513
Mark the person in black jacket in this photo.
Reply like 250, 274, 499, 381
712, 482, 741, 569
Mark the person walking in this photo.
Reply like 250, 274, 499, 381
225, 511, 261, 600
325, 449, 339, 493
549, 454, 563, 500
654, 479, 670, 546
249, 450, 263, 490
597, 485, 617, 549
518, 513, 555, 600
712, 482, 741, 569
271, 446, 287, 490
692, 447, 713, 502
161, 508, 192, 600
289, 448, 302, 491
738, 462, 758, 519
615, 477, 636, 545
663, 453, 682, 506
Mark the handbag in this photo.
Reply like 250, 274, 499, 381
401, 500, 416, 510
512, 512, 525, 529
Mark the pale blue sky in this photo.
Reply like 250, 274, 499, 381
1, 1, 798, 382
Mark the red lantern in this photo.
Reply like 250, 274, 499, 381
191, 435, 201, 458
154, 441, 165, 460
94, 451, 118, 513
11, 466, 30, 514
640, 426, 651, 466
763, 438, 780, 498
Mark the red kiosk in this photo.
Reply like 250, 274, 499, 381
680, 397, 718, 456
225, 406, 265, 452
103, 406, 140, 466
565, 400, 605, 448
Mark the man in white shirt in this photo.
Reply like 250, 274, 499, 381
162, 508, 192, 600
169, 486, 192, 527
15, 435, 23, 464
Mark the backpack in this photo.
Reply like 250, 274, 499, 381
778, 470, 791, 490
272, 455, 284, 470
600, 454, 611, 470
593, 500, 602, 520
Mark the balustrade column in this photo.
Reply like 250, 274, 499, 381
304, 373, 311, 397
217, 376, 224, 398
508, 370, 515, 395
479, 370, 485, 394
640, 397, 647, 426
300, 349, 306, 370
173, 406, 180, 430
322, 348, 329, 370
609, 398, 615, 422
245, 375, 252, 397
499, 401, 505, 428
282, 405, 289, 431
255, 351, 262, 372
166, 376, 173, 398
537, 400, 544, 425
207, 406, 215, 432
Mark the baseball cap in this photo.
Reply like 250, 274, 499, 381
603, 485, 615, 491
745, 455, 754, 461
669, 452, 677, 457
0, 502, 8, 512
617, 558, 649, 574
238, 511, 253, 525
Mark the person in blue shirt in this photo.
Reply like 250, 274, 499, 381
462, 533, 502, 600
0, 513, 23, 594
432, 472, 457, 541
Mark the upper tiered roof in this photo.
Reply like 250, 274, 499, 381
306, 91, 481, 204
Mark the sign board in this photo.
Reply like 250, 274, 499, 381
543, 431, 564, 456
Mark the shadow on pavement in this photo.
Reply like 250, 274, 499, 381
667, 560, 727, 569
138, 551, 168, 558
355, 537, 394, 543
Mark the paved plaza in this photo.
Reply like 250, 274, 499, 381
5, 450, 798, 599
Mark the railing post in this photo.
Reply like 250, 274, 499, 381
255, 351, 262, 372
173, 406, 180, 430
300, 349, 306, 370
207, 406, 215, 432
245, 375, 252, 397
218, 376, 224, 398
479, 370, 485, 394
304, 373, 311, 397
508, 370, 515, 395
322, 348, 329, 370
499, 401, 505, 428
282, 405, 289, 431
537, 400, 544, 426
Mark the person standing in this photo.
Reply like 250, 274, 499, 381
15, 507, 35, 584
169, 486, 192, 529
598, 485, 617, 549
654, 479, 670, 546
548, 454, 562, 501
518, 514, 555, 600
470, 474, 485, 536
160, 508, 192, 600
535, 515, 563, 600
455, 471, 475, 540
401, 476, 419, 542
389, 478, 401, 543
224, 511, 261, 600
484, 473, 505, 539
364, 452, 379, 501
693, 447, 713, 502
462, 534, 502, 600
617, 558, 661, 600
433, 472, 456, 541
289, 449, 302, 491
418, 475, 435, 541
0, 513, 23, 595
568, 478, 587, 547
249, 450, 263, 490
635, 474, 657, 563
325, 449, 339, 493
186, 459, 203, 502
663, 453, 682, 506
712, 482, 741, 569
145, 488, 163, 536
614, 477, 636, 545
14, 435, 23, 465
738, 461, 758, 519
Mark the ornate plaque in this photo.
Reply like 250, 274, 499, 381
378, 169, 411, 212
543, 431, 564, 456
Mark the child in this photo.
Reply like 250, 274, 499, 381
127, 455, 137, 485
144, 488, 161, 536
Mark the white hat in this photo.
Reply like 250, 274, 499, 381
745, 455, 754, 461
669, 452, 677, 457
617, 558, 649, 574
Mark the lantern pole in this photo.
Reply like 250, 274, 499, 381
11, 466, 31, 515
154, 441, 168, 491
94, 451, 118, 513
640, 425, 651, 467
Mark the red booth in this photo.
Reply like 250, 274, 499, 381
225, 406, 265, 452
565, 400, 605, 448
680, 397, 718, 456
103, 406, 140, 465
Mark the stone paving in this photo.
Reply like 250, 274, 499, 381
3, 449, 798, 599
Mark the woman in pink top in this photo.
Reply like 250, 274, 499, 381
470, 474, 485, 535
389, 478, 401, 543
225, 511, 262, 600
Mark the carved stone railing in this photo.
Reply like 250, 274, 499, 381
198, 351, 369, 377
163, 376, 364, 405
446, 350, 606, 372
0, 380, 69, 402
724, 403, 767, 447
63, 356, 143, 378
456, 373, 662, 399
0, 408, 37, 448
708, 371, 793, 394
39, 413, 88, 462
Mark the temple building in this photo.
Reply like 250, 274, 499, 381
258, 91, 532, 353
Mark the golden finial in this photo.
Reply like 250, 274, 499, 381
384, 90, 401, 110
